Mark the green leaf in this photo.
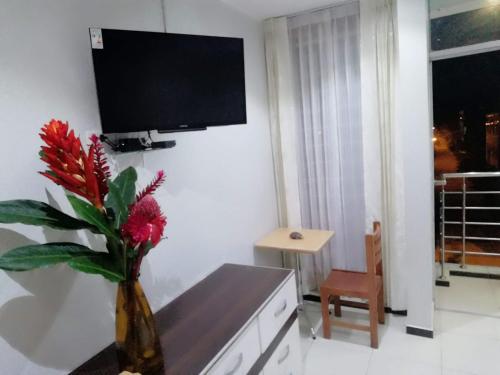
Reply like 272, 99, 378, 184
105, 236, 123, 265
69, 254, 124, 282
0, 200, 97, 231
67, 195, 119, 240
143, 241, 155, 257
108, 167, 137, 207
106, 181, 128, 229
0, 243, 125, 282
105, 167, 137, 230
0, 243, 98, 271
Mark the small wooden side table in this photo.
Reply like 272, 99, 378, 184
255, 228, 335, 338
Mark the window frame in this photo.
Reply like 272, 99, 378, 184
429, 1, 500, 61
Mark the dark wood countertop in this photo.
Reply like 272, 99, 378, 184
71, 263, 293, 375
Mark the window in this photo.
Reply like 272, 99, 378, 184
431, 4, 500, 51
433, 50, 500, 174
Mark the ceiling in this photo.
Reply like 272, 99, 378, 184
221, 0, 494, 19
220, 0, 343, 20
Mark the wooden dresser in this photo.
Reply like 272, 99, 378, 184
71, 264, 302, 375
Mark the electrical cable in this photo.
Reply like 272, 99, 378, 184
160, 0, 167, 33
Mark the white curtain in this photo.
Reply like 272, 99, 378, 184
288, 2, 366, 291
360, 0, 405, 310
264, 2, 405, 308
263, 18, 303, 271
375, 0, 406, 311
263, 18, 302, 230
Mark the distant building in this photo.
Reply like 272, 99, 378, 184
451, 110, 467, 152
485, 113, 500, 168
458, 110, 466, 142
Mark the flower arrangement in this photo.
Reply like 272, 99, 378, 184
0, 120, 168, 373
0, 119, 167, 281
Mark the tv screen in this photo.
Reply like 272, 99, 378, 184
90, 29, 247, 134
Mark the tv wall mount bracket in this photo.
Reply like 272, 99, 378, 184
99, 134, 176, 153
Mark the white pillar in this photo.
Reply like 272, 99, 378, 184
395, 0, 435, 334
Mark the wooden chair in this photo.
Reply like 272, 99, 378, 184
320, 222, 384, 348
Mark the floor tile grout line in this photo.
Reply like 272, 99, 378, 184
436, 307, 500, 319
440, 319, 444, 375
440, 330, 500, 345
364, 349, 374, 375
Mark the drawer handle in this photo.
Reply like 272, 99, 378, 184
224, 352, 243, 375
277, 344, 291, 365
274, 300, 288, 318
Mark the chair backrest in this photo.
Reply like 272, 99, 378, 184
365, 221, 382, 280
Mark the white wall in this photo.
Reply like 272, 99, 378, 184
395, 0, 435, 332
0, 0, 279, 373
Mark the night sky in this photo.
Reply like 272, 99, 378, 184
433, 49, 500, 170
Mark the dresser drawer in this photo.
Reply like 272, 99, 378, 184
262, 320, 302, 375
258, 274, 297, 351
207, 320, 261, 375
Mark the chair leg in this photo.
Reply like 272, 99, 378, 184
377, 288, 385, 324
320, 290, 331, 339
333, 295, 342, 317
369, 296, 379, 349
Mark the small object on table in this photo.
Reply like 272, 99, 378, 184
289, 231, 304, 240
255, 228, 335, 339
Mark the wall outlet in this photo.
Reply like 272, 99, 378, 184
90, 28, 103, 49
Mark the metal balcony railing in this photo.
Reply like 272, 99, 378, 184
436, 172, 500, 283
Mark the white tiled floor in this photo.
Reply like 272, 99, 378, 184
435, 263, 500, 317
299, 264, 500, 375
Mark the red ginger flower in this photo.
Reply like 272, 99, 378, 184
136, 170, 165, 202
39, 120, 107, 209
89, 134, 111, 199
121, 195, 166, 248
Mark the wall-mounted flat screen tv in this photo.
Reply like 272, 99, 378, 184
90, 29, 246, 134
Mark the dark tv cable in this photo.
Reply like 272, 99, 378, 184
160, 0, 167, 33
99, 134, 119, 151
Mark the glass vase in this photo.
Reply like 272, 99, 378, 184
116, 280, 164, 374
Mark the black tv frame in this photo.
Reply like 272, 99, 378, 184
89, 28, 247, 135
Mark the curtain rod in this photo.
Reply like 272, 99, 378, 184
272, 0, 358, 20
